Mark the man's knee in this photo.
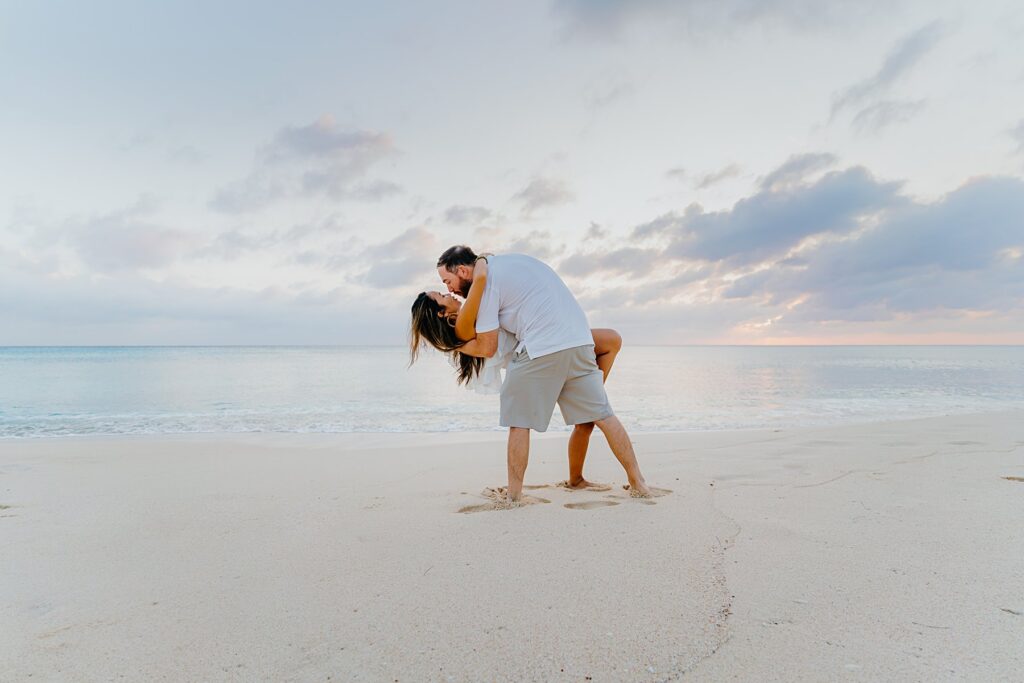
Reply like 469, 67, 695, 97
573, 422, 595, 433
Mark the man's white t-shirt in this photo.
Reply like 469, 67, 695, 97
475, 253, 593, 359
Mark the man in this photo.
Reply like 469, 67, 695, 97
437, 245, 652, 502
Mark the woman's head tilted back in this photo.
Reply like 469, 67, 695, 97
409, 290, 484, 385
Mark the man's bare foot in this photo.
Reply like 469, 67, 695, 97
558, 478, 612, 491
623, 480, 653, 498
484, 485, 524, 503
460, 486, 550, 513
622, 483, 674, 498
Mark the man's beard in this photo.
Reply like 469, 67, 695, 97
456, 275, 472, 298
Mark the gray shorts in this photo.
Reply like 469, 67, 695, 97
499, 344, 614, 432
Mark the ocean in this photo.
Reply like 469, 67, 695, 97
1, 345, 1023, 438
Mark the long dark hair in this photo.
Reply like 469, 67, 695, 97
409, 292, 485, 385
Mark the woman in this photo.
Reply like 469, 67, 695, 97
409, 257, 621, 488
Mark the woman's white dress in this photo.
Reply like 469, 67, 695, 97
453, 329, 518, 395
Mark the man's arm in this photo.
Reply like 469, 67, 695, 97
457, 329, 498, 358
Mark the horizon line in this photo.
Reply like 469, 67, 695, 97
3, 344, 1024, 349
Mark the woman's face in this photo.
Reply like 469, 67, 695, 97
427, 290, 462, 318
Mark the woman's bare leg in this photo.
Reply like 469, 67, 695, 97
567, 422, 595, 487
566, 329, 623, 486
592, 328, 622, 382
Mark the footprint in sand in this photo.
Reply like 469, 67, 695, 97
622, 485, 674, 498
564, 500, 619, 510
457, 487, 551, 514
604, 493, 657, 506
458, 495, 551, 514
948, 440, 985, 446
556, 480, 613, 492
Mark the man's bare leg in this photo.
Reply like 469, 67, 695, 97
594, 415, 651, 497
506, 427, 530, 502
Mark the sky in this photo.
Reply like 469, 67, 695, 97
1, 0, 1022, 345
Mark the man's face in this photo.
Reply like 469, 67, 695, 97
438, 265, 472, 297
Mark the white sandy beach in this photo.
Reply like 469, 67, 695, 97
2, 411, 1022, 681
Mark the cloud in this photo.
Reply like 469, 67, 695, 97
262, 115, 392, 164
15, 199, 199, 274
1010, 119, 1024, 155
0, 259, 413, 345
360, 226, 441, 289
511, 178, 575, 216
348, 180, 403, 201
443, 205, 493, 225
559, 246, 661, 277
551, 0, 870, 40
364, 226, 437, 260
631, 208, 699, 241
801, 176, 1022, 292
575, 285, 772, 342
665, 167, 688, 181
76, 217, 194, 272
851, 99, 926, 134
167, 145, 206, 165
693, 164, 741, 189
195, 214, 351, 262
362, 258, 432, 289
211, 177, 285, 214
569, 171, 1024, 341
710, 176, 1024, 321
759, 152, 837, 191
830, 21, 943, 120
583, 79, 635, 108
115, 131, 154, 153
633, 164, 903, 265
7, 171, 1021, 345
11, 198, 362, 280
211, 115, 397, 213
498, 230, 565, 261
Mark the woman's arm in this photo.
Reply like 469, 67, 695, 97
454, 257, 488, 341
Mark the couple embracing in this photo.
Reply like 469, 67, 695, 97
410, 245, 652, 503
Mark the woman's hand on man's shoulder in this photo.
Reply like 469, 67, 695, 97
475, 256, 489, 277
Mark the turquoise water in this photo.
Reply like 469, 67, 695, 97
1, 346, 1023, 438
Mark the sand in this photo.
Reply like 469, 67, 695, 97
1, 412, 1022, 681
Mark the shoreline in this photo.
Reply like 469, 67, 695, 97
3, 406, 1023, 444
2, 411, 1022, 680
